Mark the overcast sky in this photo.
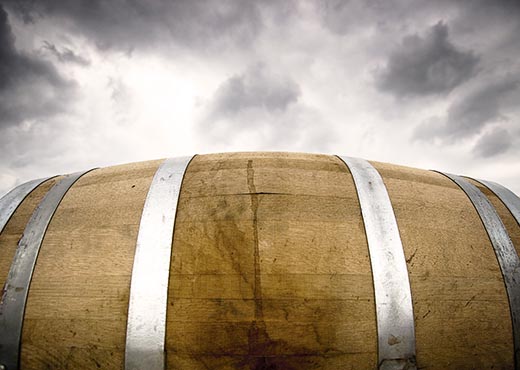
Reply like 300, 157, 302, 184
1, 0, 519, 196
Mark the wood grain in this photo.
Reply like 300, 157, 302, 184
0, 153, 517, 369
20, 160, 162, 369
467, 178, 520, 257
0, 176, 60, 289
167, 153, 377, 370
373, 162, 514, 369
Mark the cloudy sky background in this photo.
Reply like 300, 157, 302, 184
1, 0, 519, 196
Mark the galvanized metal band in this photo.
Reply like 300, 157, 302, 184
0, 169, 93, 370
337, 156, 416, 370
472, 178, 520, 227
438, 172, 520, 368
125, 156, 194, 370
0, 177, 53, 235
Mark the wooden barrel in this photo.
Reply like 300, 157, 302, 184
0, 152, 519, 370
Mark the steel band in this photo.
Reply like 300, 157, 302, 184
472, 178, 520, 227
337, 156, 416, 370
438, 172, 520, 368
0, 177, 53, 235
125, 156, 194, 370
0, 169, 93, 370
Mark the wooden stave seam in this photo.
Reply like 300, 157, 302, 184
0, 169, 96, 370
19, 161, 164, 369
436, 171, 520, 369
2, 155, 516, 368
164, 153, 379, 369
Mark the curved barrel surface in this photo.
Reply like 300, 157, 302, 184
0, 177, 53, 235
0, 153, 519, 370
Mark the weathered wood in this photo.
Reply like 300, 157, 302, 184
167, 153, 377, 369
19, 160, 162, 369
0, 153, 517, 369
468, 178, 520, 257
0, 177, 60, 287
373, 162, 513, 369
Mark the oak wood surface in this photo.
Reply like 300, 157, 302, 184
0, 153, 517, 369
20, 160, 162, 369
167, 153, 376, 369
373, 162, 513, 369
0, 176, 60, 289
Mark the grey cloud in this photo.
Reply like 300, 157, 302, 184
414, 77, 519, 142
319, 0, 520, 35
318, 0, 375, 35
0, 4, 75, 128
473, 127, 513, 158
443, 79, 518, 138
210, 64, 300, 119
5, 0, 274, 53
376, 22, 479, 97
107, 77, 130, 104
106, 76, 134, 125
42, 41, 90, 66
451, 0, 520, 32
317, 0, 440, 35
198, 63, 301, 138
196, 64, 337, 150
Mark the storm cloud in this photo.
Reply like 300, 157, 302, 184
42, 41, 90, 66
196, 64, 337, 150
208, 64, 300, 119
1, 0, 520, 196
376, 22, 479, 97
0, 4, 75, 129
414, 77, 519, 145
197, 64, 301, 139
4, 0, 274, 53
473, 127, 513, 158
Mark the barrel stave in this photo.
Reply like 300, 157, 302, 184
374, 162, 513, 369
166, 153, 377, 369
0, 154, 517, 369
19, 160, 162, 369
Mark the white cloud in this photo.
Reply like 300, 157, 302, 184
1, 0, 520, 197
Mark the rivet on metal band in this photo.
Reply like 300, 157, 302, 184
472, 178, 520, 227
0, 177, 53, 235
125, 156, 194, 370
438, 172, 520, 368
0, 169, 94, 370
337, 156, 417, 370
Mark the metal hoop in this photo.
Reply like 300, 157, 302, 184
338, 156, 416, 370
125, 156, 194, 370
